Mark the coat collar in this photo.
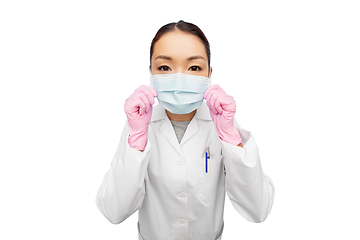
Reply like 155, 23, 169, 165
151, 101, 212, 158
150, 101, 212, 122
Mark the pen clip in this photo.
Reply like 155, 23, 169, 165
204, 147, 210, 173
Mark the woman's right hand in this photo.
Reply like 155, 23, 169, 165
124, 85, 157, 151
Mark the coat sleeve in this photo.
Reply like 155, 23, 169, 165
95, 121, 151, 224
221, 119, 275, 223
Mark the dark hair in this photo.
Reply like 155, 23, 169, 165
150, 20, 211, 73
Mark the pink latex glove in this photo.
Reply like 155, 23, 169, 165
204, 84, 242, 146
124, 85, 157, 151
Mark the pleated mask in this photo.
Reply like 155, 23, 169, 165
150, 73, 211, 114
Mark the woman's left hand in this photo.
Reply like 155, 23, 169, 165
204, 84, 242, 146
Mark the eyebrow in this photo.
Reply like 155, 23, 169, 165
154, 55, 206, 61
155, 55, 172, 61
187, 55, 205, 61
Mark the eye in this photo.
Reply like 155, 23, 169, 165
158, 65, 171, 71
189, 66, 202, 71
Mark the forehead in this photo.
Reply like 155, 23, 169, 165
152, 30, 207, 60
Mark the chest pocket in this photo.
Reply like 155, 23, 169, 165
197, 155, 225, 206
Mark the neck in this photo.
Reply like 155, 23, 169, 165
166, 110, 196, 122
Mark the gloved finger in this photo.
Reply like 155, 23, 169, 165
208, 90, 217, 108
205, 88, 218, 114
220, 95, 236, 112
139, 86, 156, 106
204, 84, 223, 99
140, 85, 158, 98
125, 97, 146, 115
205, 99, 216, 115
210, 89, 228, 114
125, 86, 153, 116
131, 88, 148, 112
138, 94, 150, 115
214, 95, 224, 115
215, 95, 236, 118
207, 86, 227, 113
213, 91, 229, 115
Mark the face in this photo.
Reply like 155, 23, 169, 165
150, 30, 212, 78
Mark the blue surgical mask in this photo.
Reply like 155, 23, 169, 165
150, 73, 211, 114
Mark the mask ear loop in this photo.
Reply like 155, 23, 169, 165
149, 75, 159, 105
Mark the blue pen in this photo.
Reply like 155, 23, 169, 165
205, 147, 210, 173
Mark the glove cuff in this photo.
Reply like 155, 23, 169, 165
128, 129, 148, 151
218, 125, 242, 146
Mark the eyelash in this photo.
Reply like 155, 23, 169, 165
189, 66, 202, 71
158, 66, 170, 71
157, 65, 202, 71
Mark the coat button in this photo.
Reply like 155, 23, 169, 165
178, 219, 185, 224
178, 192, 186, 198
178, 160, 184, 166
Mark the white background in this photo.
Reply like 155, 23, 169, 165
1, 0, 359, 239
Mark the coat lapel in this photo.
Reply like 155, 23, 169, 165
179, 117, 199, 146
180, 102, 212, 146
160, 117, 184, 158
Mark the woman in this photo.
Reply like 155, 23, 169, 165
96, 20, 275, 240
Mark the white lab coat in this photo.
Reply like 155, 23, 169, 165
96, 102, 275, 240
